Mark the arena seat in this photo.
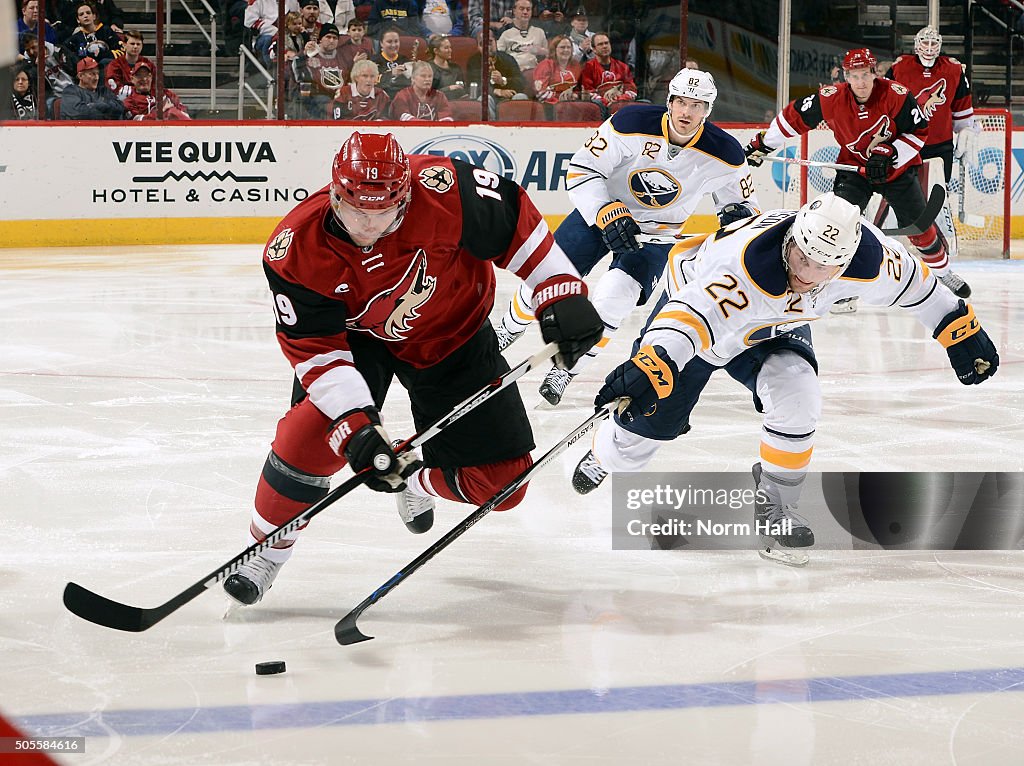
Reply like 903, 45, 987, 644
552, 100, 601, 122
497, 99, 545, 122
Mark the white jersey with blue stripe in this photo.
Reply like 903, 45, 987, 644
564, 104, 760, 236
644, 211, 962, 368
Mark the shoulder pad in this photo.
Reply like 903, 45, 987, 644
740, 219, 791, 298
841, 228, 884, 281
693, 122, 746, 166
819, 85, 838, 97
890, 82, 908, 95
609, 103, 666, 136
948, 56, 961, 66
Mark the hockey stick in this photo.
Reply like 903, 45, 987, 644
956, 157, 987, 227
62, 342, 558, 632
335, 404, 615, 645
879, 185, 946, 237
762, 155, 860, 173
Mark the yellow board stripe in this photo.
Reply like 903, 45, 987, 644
654, 309, 711, 351
936, 304, 981, 348
759, 442, 813, 470
631, 345, 674, 399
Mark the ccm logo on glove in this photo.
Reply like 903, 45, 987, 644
633, 345, 674, 398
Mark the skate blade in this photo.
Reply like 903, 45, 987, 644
758, 546, 809, 568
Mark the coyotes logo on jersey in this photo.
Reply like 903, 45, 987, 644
915, 79, 947, 120
844, 115, 892, 161
347, 249, 437, 341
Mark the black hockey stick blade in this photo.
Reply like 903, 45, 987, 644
62, 344, 557, 633
335, 406, 613, 646
880, 185, 946, 236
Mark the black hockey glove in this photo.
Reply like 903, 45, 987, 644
597, 201, 642, 255
718, 202, 757, 228
533, 275, 604, 370
327, 407, 422, 492
933, 300, 999, 385
594, 345, 678, 420
865, 144, 896, 184
743, 130, 772, 167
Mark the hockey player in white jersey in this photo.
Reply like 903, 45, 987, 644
493, 69, 760, 405
573, 193, 999, 565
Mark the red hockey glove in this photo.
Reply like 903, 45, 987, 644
743, 130, 772, 167
533, 275, 604, 370
327, 407, 421, 492
865, 144, 896, 184
933, 300, 999, 385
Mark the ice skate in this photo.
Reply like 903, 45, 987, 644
495, 324, 526, 352
572, 450, 608, 494
752, 463, 814, 567
539, 367, 575, 406
938, 271, 971, 298
397, 488, 435, 533
223, 554, 284, 605
830, 297, 858, 315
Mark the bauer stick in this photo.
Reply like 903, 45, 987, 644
335, 402, 622, 645
63, 342, 558, 632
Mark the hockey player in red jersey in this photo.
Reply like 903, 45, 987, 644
745, 47, 969, 307
223, 131, 603, 606
886, 26, 979, 294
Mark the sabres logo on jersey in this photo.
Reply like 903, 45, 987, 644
348, 249, 437, 341
419, 165, 454, 193
628, 168, 681, 208
845, 116, 892, 162
915, 79, 947, 119
266, 228, 293, 261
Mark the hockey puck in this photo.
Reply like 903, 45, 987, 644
255, 661, 286, 676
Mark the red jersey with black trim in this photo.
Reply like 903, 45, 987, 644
390, 86, 453, 121
764, 77, 929, 179
330, 84, 390, 120
580, 57, 637, 104
262, 155, 579, 420
886, 54, 973, 147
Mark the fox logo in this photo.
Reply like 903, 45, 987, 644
845, 116, 892, 162
915, 79, 947, 119
348, 250, 437, 341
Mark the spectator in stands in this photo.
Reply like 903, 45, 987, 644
466, 28, 525, 102
567, 6, 592, 62
221, 0, 248, 55
18, 0, 59, 45
81, 0, 124, 36
331, 57, 389, 119
338, 17, 374, 73
497, 0, 547, 82
276, 11, 306, 62
422, 0, 463, 37
427, 33, 467, 99
372, 25, 413, 98
122, 61, 192, 120
368, 0, 427, 38
390, 59, 453, 120
313, 0, 354, 27
298, 0, 323, 39
10, 64, 39, 119
301, 21, 345, 115
246, 0, 300, 67
533, 34, 580, 103
685, 56, 699, 69
580, 31, 635, 116
467, 0, 516, 39
536, 0, 568, 37
19, 32, 74, 113
106, 28, 152, 99
60, 55, 125, 118
67, 1, 123, 70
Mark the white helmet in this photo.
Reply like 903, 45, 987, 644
788, 194, 862, 269
666, 68, 717, 116
914, 26, 942, 66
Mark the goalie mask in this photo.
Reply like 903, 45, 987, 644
666, 68, 717, 116
914, 26, 942, 67
330, 131, 412, 241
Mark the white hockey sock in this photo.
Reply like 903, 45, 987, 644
498, 283, 534, 334
592, 419, 662, 473
247, 510, 300, 564
568, 269, 643, 376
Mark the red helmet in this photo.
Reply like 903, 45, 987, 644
842, 48, 877, 72
331, 131, 411, 212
